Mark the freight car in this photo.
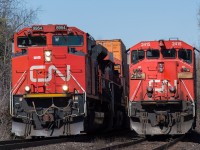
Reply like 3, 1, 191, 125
10, 24, 126, 138
128, 39, 196, 135
96, 39, 129, 108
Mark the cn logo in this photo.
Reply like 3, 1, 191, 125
30, 65, 70, 82
149, 80, 177, 93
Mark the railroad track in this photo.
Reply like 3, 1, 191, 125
152, 135, 185, 150
97, 137, 147, 150
0, 130, 133, 150
0, 135, 89, 150
0, 131, 184, 150
96, 135, 185, 150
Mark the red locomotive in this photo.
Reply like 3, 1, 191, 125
128, 39, 196, 135
10, 24, 126, 138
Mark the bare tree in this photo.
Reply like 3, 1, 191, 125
195, 7, 200, 130
0, 0, 38, 139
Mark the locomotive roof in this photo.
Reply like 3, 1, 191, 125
16, 24, 87, 35
129, 40, 193, 51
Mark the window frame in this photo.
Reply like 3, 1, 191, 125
52, 35, 84, 46
17, 36, 47, 47
146, 49, 160, 59
161, 48, 177, 59
131, 50, 145, 64
178, 49, 192, 64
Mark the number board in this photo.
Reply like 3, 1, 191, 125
32, 26, 43, 31
55, 25, 67, 31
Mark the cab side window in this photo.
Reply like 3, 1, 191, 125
131, 50, 144, 64
178, 49, 192, 64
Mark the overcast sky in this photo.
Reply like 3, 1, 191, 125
28, 0, 200, 48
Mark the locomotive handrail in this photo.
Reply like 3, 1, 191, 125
130, 80, 142, 100
11, 71, 27, 93
100, 75, 122, 87
69, 72, 87, 116
180, 79, 195, 117
10, 71, 27, 116
180, 80, 194, 101
129, 80, 142, 116
194, 47, 200, 53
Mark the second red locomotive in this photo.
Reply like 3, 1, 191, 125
128, 39, 196, 135
10, 24, 127, 138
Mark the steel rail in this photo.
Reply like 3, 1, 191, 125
152, 135, 185, 150
0, 135, 89, 150
0, 130, 132, 150
0, 138, 70, 150
97, 137, 146, 150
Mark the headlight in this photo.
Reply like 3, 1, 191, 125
45, 56, 51, 62
45, 50, 52, 62
25, 86, 31, 92
158, 63, 164, 73
169, 86, 176, 93
147, 86, 153, 93
45, 51, 51, 57
62, 85, 69, 92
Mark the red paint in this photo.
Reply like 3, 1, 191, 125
129, 40, 195, 102
12, 24, 87, 95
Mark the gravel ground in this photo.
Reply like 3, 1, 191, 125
170, 113, 200, 150
169, 131, 200, 150
21, 135, 134, 150
122, 141, 167, 150
23, 141, 95, 150
4, 114, 200, 150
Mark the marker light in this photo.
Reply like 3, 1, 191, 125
62, 85, 69, 92
45, 50, 52, 62
25, 86, 30, 92
181, 66, 190, 72
158, 63, 164, 73
146, 86, 153, 98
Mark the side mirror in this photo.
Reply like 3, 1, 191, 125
127, 51, 130, 65
12, 42, 14, 53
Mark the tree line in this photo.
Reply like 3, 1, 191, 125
0, 0, 38, 139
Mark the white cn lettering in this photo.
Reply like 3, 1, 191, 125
149, 80, 177, 93
30, 65, 71, 82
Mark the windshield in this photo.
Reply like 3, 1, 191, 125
52, 35, 83, 46
131, 50, 145, 64
146, 49, 160, 59
17, 36, 46, 47
161, 49, 176, 58
178, 49, 192, 63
